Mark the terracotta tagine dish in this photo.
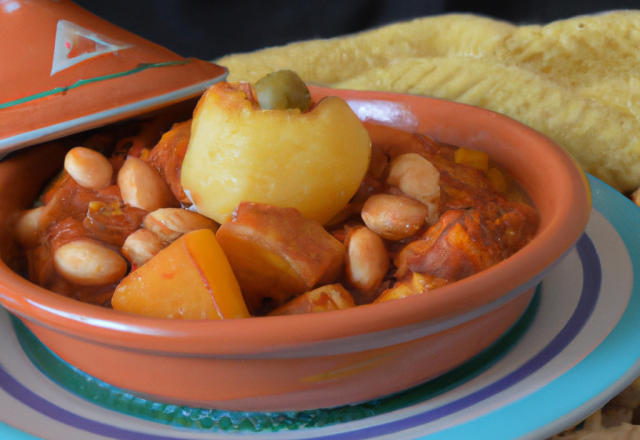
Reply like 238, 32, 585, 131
0, 0, 591, 413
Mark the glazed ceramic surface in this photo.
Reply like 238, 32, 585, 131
0, 88, 591, 412
0, 175, 633, 440
0, 0, 227, 156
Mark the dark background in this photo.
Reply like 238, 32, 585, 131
73, 0, 639, 60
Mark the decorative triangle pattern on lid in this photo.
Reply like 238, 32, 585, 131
51, 20, 133, 75
0, 0, 227, 157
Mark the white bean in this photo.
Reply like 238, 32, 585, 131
64, 147, 113, 189
14, 207, 44, 248
345, 226, 390, 291
386, 153, 440, 224
361, 194, 429, 241
143, 208, 218, 243
117, 157, 178, 212
121, 229, 165, 267
54, 239, 127, 285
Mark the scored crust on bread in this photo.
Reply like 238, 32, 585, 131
218, 14, 516, 85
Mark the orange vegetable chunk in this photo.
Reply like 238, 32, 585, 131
112, 229, 249, 319
454, 147, 489, 170
216, 202, 346, 315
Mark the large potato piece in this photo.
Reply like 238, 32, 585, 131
112, 229, 249, 319
181, 82, 371, 224
216, 202, 346, 315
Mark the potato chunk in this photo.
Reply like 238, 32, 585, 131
181, 81, 371, 224
216, 202, 346, 315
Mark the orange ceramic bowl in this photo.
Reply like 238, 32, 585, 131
0, 87, 591, 412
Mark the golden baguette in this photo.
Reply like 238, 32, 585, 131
496, 11, 640, 117
218, 14, 515, 84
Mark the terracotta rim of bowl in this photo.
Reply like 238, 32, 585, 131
0, 87, 591, 356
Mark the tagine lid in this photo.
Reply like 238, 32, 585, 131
0, 0, 227, 155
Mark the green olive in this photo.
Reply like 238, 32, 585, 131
255, 70, 311, 111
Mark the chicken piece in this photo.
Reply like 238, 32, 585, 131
375, 272, 448, 303
389, 140, 539, 285
38, 176, 121, 232
394, 209, 500, 282
83, 201, 148, 247
216, 202, 346, 315
269, 284, 355, 316
395, 200, 538, 283
37, 176, 147, 249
